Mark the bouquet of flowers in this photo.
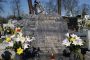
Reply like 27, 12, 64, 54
62, 33, 83, 50
5, 27, 35, 56
62, 33, 84, 60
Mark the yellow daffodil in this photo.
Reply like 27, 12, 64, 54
16, 47, 23, 55
6, 37, 11, 42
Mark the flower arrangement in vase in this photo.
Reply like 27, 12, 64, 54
5, 27, 35, 55
62, 33, 84, 60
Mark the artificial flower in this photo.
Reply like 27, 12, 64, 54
72, 40, 78, 45
16, 37, 20, 42
62, 38, 71, 46
76, 39, 83, 46
20, 37, 25, 43
75, 36, 80, 40
6, 37, 11, 42
23, 43, 29, 50
15, 27, 21, 32
70, 37, 76, 42
63, 33, 83, 47
65, 33, 69, 37
10, 34, 15, 38
16, 47, 23, 55
30, 39, 34, 42
18, 32, 23, 37
8, 41, 14, 47
71, 34, 77, 38
26, 36, 31, 42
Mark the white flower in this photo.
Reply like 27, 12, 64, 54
62, 38, 71, 46
30, 39, 34, 42
25, 37, 35, 42
25, 36, 31, 42
75, 36, 80, 40
76, 39, 83, 46
65, 33, 69, 37
8, 41, 14, 47
71, 34, 77, 38
16, 36, 25, 43
16, 37, 20, 42
72, 39, 83, 46
63, 33, 83, 47
24, 43, 29, 50
20, 37, 25, 43
10, 34, 15, 38
18, 32, 23, 37
72, 40, 78, 45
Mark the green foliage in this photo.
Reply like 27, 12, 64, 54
7, 15, 23, 20
5, 46, 13, 49
0, 17, 8, 23
13, 41, 22, 52
16, 16, 23, 20
0, 39, 3, 43
7, 15, 16, 19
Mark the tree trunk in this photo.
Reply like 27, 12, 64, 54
28, 0, 34, 14
17, 4, 20, 17
57, 0, 61, 15
14, 0, 21, 17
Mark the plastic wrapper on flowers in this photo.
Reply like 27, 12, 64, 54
62, 33, 84, 60
63, 33, 83, 51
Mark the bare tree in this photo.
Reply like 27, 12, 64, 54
45, 0, 57, 14
28, 0, 34, 14
81, 3, 90, 18
62, 0, 79, 17
11, 0, 22, 17
10, 1, 16, 17
57, 0, 61, 15
0, 0, 5, 13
